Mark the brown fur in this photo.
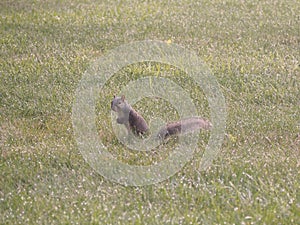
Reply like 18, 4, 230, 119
128, 110, 149, 135
157, 117, 212, 139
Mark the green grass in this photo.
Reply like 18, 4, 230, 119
1, 0, 299, 224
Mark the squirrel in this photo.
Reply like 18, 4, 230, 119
111, 95, 212, 140
111, 95, 149, 136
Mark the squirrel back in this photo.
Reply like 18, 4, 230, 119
111, 95, 149, 136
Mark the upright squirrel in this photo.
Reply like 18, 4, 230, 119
111, 95, 212, 140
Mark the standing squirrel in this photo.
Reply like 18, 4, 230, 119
111, 95, 149, 136
111, 95, 212, 140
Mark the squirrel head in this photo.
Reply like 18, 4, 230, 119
111, 95, 128, 112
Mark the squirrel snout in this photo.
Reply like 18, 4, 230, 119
111, 101, 118, 112
111, 100, 114, 109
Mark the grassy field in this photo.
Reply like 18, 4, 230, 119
1, 0, 299, 224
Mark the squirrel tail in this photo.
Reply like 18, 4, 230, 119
157, 117, 212, 140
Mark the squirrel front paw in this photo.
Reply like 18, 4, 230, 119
116, 118, 122, 124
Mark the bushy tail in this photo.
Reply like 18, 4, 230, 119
157, 117, 212, 140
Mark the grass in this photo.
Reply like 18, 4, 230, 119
1, 0, 299, 224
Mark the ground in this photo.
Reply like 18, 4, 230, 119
0, 0, 299, 224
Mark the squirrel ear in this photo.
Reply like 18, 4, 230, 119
121, 95, 125, 101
